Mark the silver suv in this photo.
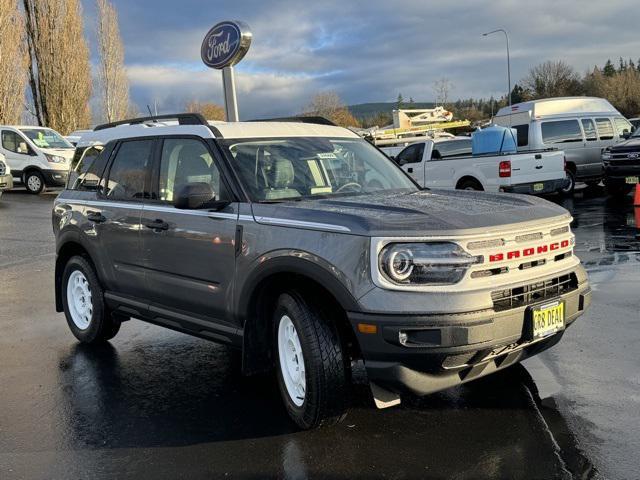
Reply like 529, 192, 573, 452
53, 114, 591, 429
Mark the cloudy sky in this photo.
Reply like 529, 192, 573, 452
81, 0, 640, 119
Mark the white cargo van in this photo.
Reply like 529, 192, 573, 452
493, 97, 632, 193
0, 126, 74, 194
386, 136, 566, 194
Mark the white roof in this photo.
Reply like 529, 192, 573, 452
495, 97, 620, 119
75, 120, 358, 148
210, 121, 359, 139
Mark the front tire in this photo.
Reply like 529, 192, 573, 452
62, 256, 121, 343
273, 291, 348, 429
24, 171, 45, 194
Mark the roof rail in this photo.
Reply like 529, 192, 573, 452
248, 116, 336, 126
94, 113, 209, 131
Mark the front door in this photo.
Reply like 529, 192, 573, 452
141, 137, 238, 325
397, 143, 425, 185
1, 130, 34, 180
579, 118, 603, 178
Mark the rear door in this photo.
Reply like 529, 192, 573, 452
90, 138, 155, 298
141, 136, 238, 327
540, 119, 588, 176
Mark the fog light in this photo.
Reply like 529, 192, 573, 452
398, 331, 408, 345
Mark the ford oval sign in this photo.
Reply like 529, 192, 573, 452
201, 21, 252, 70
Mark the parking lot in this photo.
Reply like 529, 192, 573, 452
1, 186, 638, 480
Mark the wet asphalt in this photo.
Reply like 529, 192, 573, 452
0, 186, 639, 480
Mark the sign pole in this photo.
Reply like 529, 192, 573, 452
222, 66, 239, 122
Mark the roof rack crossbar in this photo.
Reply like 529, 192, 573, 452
247, 116, 336, 126
94, 113, 209, 131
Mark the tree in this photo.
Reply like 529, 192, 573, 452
303, 92, 360, 128
185, 100, 225, 121
0, 0, 28, 124
23, 0, 92, 134
603, 59, 616, 77
522, 60, 582, 99
96, 0, 130, 123
510, 84, 528, 104
396, 93, 404, 110
433, 78, 452, 107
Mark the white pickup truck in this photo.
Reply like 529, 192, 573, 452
384, 137, 567, 194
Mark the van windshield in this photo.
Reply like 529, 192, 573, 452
19, 128, 73, 149
219, 137, 417, 202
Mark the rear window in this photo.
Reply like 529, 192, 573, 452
541, 120, 582, 144
432, 139, 472, 159
513, 124, 529, 147
595, 118, 614, 140
581, 119, 597, 141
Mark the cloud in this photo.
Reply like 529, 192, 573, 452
84, 0, 640, 117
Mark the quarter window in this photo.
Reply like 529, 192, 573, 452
433, 139, 472, 159
541, 120, 583, 144
102, 139, 153, 200
69, 145, 107, 191
396, 143, 424, 165
158, 138, 226, 203
581, 119, 597, 141
595, 118, 614, 140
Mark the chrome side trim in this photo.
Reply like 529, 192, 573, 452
82, 200, 253, 222
254, 216, 351, 232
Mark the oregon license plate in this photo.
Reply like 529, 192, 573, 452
625, 176, 639, 184
533, 182, 544, 192
531, 301, 565, 339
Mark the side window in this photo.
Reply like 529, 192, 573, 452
434, 140, 472, 159
1, 130, 31, 154
595, 118, 614, 140
102, 139, 153, 200
541, 120, 583, 144
513, 125, 529, 147
614, 117, 632, 137
581, 119, 597, 141
158, 138, 227, 204
396, 144, 423, 165
69, 145, 108, 191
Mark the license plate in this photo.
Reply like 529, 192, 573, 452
531, 301, 565, 339
625, 176, 639, 184
533, 182, 544, 192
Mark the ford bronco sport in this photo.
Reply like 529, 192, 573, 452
53, 113, 591, 429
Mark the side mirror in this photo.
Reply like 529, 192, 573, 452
174, 182, 230, 211
622, 130, 631, 139
17, 142, 28, 154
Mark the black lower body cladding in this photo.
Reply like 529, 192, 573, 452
348, 277, 591, 396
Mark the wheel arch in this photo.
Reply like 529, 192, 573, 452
455, 175, 484, 190
238, 254, 361, 376
55, 236, 95, 312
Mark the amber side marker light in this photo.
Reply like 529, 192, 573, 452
357, 323, 378, 334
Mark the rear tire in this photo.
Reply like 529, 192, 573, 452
456, 179, 483, 191
24, 171, 45, 194
560, 170, 576, 195
62, 256, 121, 343
273, 291, 348, 430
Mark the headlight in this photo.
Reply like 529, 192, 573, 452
45, 154, 66, 164
378, 242, 482, 286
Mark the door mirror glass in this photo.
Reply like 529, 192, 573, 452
174, 182, 218, 209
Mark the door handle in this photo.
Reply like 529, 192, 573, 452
145, 219, 169, 231
87, 211, 106, 223
407, 167, 413, 173
535, 165, 543, 169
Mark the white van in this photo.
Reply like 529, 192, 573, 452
494, 97, 632, 193
0, 126, 75, 194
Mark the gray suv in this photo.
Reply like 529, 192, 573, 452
53, 114, 591, 429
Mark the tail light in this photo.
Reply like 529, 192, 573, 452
499, 160, 511, 178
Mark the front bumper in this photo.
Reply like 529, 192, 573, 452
349, 278, 591, 396
501, 178, 567, 195
604, 164, 640, 185
0, 174, 13, 192
41, 169, 69, 187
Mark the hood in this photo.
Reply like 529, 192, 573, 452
609, 137, 640, 153
40, 148, 74, 161
250, 189, 571, 237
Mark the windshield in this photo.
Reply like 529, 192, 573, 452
20, 128, 73, 149
219, 137, 417, 202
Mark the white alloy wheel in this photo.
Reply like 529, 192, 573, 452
278, 315, 306, 407
66, 270, 93, 330
27, 174, 42, 192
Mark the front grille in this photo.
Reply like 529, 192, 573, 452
491, 273, 578, 312
0, 162, 5, 176
609, 159, 640, 167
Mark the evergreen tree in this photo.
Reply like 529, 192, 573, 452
619, 57, 627, 73
603, 59, 616, 77
396, 93, 404, 110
